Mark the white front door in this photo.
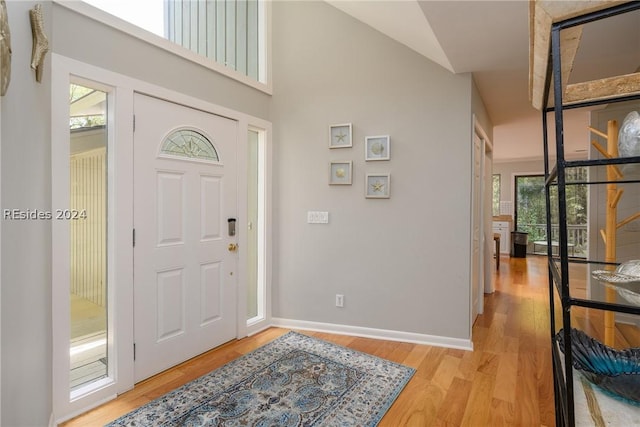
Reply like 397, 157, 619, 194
133, 93, 238, 382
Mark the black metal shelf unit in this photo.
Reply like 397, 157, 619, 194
541, 2, 640, 426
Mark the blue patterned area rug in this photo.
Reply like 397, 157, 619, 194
107, 331, 415, 426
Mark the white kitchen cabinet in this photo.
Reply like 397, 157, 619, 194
492, 221, 511, 254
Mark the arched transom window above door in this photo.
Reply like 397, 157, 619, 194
160, 128, 220, 163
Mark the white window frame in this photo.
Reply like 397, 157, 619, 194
52, 64, 128, 423
53, 0, 272, 94
246, 126, 270, 331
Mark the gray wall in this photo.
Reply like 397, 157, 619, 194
1, 1, 492, 424
1, 2, 53, 425
270, 1, 475, 339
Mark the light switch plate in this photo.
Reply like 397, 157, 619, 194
307, 211, 329, 224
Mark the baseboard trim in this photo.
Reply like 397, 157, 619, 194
245, 321, 273, 338
271, 318, 473, 351
54, 393, 117, 426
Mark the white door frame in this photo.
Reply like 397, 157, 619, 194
51, 54, 272, 423
483, 144, 494, 294
470, 116, 493, 330
471, 132, 483, 323
474, 118, 494, 295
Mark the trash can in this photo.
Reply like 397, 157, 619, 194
511, 231, 528, 258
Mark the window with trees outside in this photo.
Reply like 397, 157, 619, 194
492, 174, 500, 216
81, 0, 266, 84
514, 167, 588, 257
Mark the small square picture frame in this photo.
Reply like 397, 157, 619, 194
365, 135, 390, 161
329, 161, 353, 185
329, 123, 353, 148
365, 173, 390, 198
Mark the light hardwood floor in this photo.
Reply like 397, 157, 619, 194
61, 255, 639, 427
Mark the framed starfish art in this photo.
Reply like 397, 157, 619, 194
329, 123, 352, 148
365, 173, 390, 199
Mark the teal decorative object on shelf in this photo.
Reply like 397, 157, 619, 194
557, 328, 640, 405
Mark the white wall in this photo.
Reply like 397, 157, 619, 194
270, 1, 477, 341
493, 108, 591, 162
1, 2, 53, 425
493, 159, 544, 204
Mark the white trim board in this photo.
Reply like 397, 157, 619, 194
271, 318, 473, 351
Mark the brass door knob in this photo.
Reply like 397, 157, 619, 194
228, 243, 238, 252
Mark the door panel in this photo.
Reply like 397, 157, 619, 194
200, 262, 223, 324
156, 268, 185, 341
201, 175, 222, 240
133, 93, 238, 382
157, 172, 185, 245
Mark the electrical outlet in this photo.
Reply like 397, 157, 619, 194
335, 294, 344, 308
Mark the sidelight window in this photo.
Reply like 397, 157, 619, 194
69, 83, 109, 394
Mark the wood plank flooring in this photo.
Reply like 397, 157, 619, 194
61, 255, 639, 427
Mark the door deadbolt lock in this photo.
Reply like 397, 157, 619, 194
228, 218, 236, 236
228, 243, 238, 252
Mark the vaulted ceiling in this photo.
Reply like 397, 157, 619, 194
327, 1, 640, 159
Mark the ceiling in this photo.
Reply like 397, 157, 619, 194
327, 1, 640, 159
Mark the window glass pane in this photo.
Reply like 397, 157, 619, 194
247, 129, 259, 320
515, 170, 587, 258
515, 175, 546, 242
84, 0, 164, 36
69, 84, 108, 392
160, 128, 219, 161
492, 174, 500, 216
